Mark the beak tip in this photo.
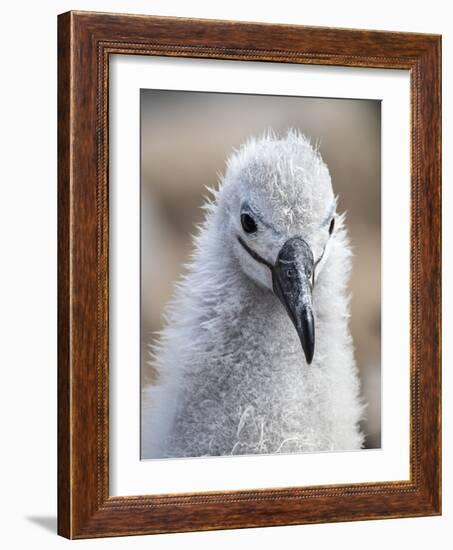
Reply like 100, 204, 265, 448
299, 309, 315, 366
302, 341, 315, 365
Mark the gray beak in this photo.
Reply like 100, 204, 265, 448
272, 237, 315, 364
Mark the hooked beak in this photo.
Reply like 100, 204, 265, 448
272, 237, 315, 364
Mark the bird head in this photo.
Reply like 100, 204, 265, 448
217, 130, 337, 365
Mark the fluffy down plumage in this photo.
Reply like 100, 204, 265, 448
142, 129, 365, 458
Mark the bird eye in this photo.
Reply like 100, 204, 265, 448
329, 217, 335, 235
241, 213, 257, 234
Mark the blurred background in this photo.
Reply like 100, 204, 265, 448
141, 89, 381, 449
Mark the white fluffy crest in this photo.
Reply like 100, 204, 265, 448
222, 129, 334, 236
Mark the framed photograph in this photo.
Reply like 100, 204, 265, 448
58, 11, 441, 539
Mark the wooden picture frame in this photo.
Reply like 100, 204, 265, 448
58, 10, 441, 539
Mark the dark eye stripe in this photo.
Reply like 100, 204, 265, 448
329, 218, 335, 235
237, 236, 273, 270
